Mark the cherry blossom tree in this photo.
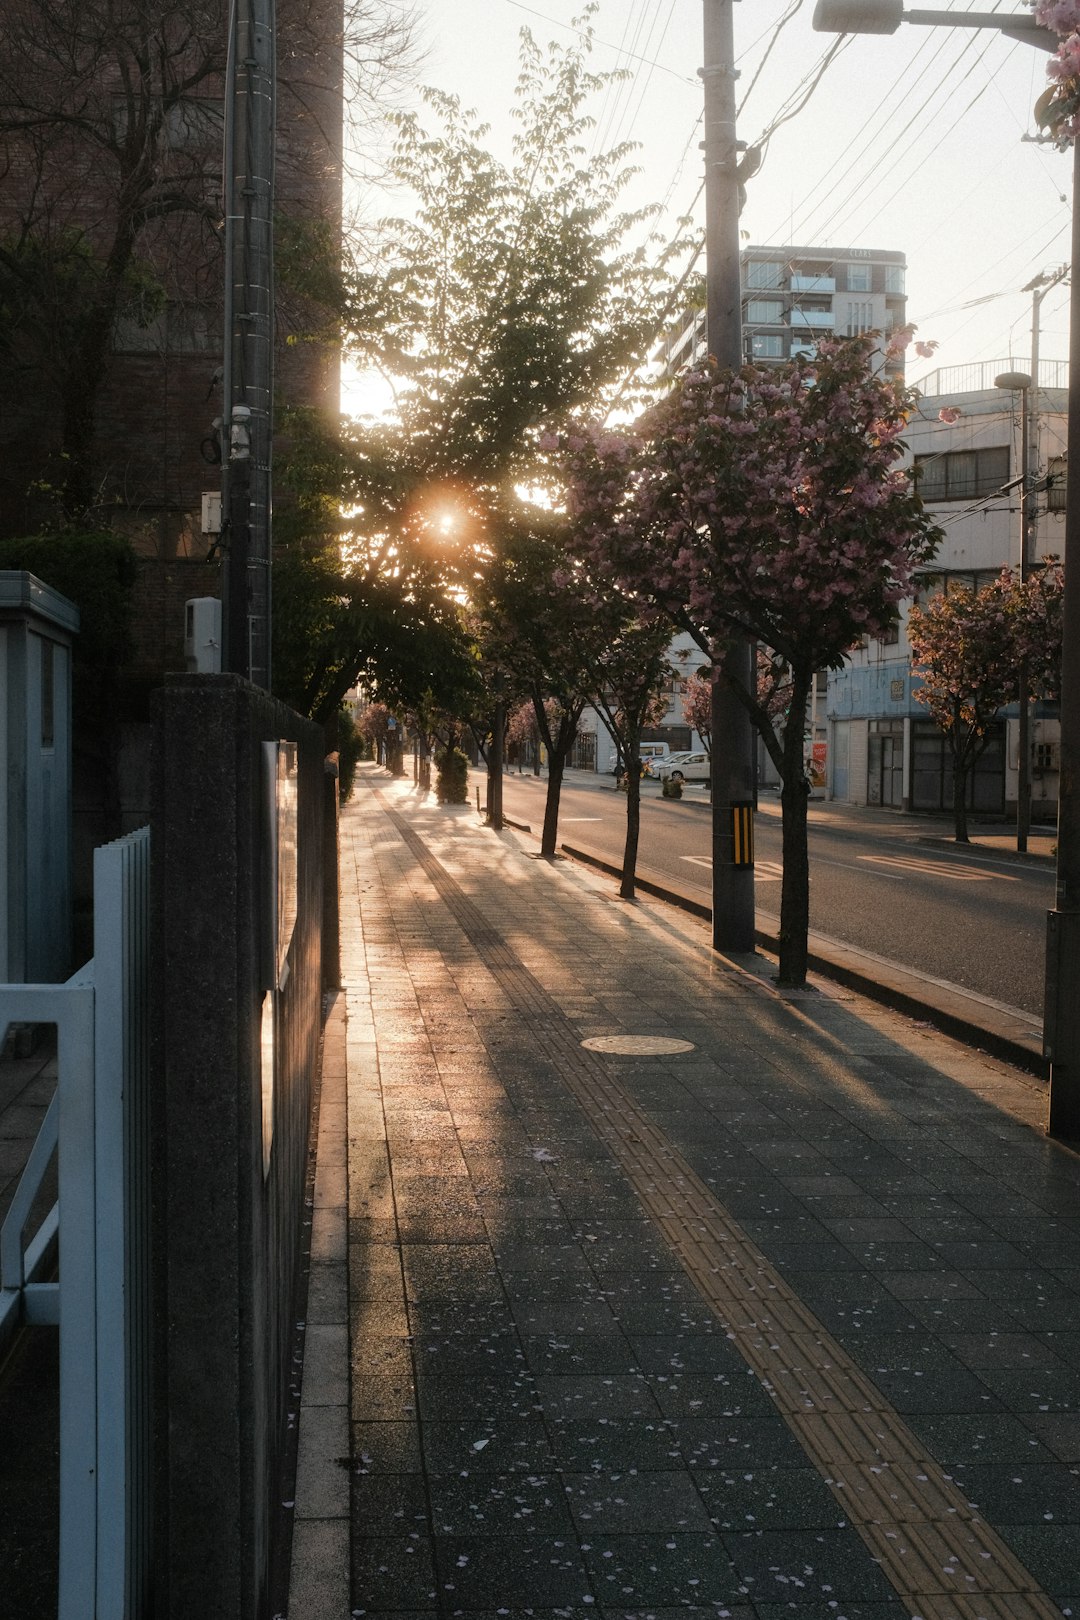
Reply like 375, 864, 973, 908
682, 671, 712, 755
1033, 2, 1080, 139
587, 624, 677, 899
907, 562, 1064, 842
553, 334, 940, 985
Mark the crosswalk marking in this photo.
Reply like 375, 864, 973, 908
681, 856, 783, 881
857, 853, 1018, 883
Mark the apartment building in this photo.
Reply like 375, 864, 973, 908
658, 242, 908, 375
826, 360, 1068, 817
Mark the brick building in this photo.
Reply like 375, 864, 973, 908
0, 0, 343, 687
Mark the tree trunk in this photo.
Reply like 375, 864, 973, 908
488, 699, 505, 829
776, 674, 813, 988
952, 756, 970, 843
620, 726, 642, 900
541, 752, 566, 858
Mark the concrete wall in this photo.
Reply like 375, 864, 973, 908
150, 674, 323, 1619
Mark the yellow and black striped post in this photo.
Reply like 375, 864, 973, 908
731, 801, 754, 867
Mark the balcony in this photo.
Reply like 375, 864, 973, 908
790, 275, 835, 295
789, 308, 834, 330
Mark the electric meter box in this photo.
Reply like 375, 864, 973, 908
184, 597, 222, 673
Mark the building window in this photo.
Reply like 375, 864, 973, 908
745, 260, 782, 290
884, 263, 905, 295
1047, 454, 1067, 512
751, 334, 784, 359
913, 446, 1009, 502
846, 263, 871, 292
745, 299, 784, 323
916, 569, 1006, 602
845, 300, 874, 335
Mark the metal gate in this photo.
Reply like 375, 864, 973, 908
0, 827, 151, 1618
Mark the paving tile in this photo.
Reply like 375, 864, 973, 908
722, 1526, 898, 1603
432, 1534, 593, 1609
564, 1470, 712, 1533
419, 1416, 557, 1474
580, 1531, 746, 1606
350, 1420, 423, 1474
945, 1461, 1080, 1525
401, 1244, 504, 1301
352, 1534, 438, 1609
427, 1470, 575, 1535
351, 1473, 429, 1535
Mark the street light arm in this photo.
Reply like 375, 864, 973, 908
812, 1, 1056, 49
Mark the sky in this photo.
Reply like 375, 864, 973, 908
345, 0, 1074, 411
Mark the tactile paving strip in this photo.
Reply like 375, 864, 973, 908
383, 804, 1066, 1619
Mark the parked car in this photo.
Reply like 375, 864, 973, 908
654, 751, 711, 785
643, 749, 695, 777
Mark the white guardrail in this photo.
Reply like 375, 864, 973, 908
0, 826, 151, 1619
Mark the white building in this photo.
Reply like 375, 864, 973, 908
826, 360, 1067, 816
658, 242, 908, 375
574, 632, 710, 773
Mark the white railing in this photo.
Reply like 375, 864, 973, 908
0, 826, 151, 1619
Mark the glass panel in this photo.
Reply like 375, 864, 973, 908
746, 260, 782, 290
914, 455, 946, 500
790, 274, 835, 294
751, 335, 784, 358
947, 451, 978, 499
884, 264, 905, 294
846, 264, 871, 292
746, 300, 784, 323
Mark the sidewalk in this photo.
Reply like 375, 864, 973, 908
290, 767, 1080, 1619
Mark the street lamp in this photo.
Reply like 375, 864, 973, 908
812, 3, 1080, 1137
812, 1, 1054, 48
994, 370, 1033, 854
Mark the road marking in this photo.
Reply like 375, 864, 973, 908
560, 816, 604, 822
681, 856, 783, 881
857, 853, 1018, 883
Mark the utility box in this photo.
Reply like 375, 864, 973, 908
0, 572, 79, 981
184, 597, 222, 673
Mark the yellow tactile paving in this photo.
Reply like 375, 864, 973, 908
553, 1047, 1066, 1619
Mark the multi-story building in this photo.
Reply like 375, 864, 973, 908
826, 360, 1068, 816
658, 242, 908, 375
0, 0, 342, 684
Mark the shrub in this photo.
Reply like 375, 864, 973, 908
337, 708, 362, 803
434, 747, 468, 805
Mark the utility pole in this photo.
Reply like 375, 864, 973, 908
221, 0, 275, 688
1047, 141, 1080, 1137
702, 0, 756, 952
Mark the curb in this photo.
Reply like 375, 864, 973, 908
560, 842, 1046, 1082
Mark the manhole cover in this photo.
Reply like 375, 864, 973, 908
580, 1035, 695, 1056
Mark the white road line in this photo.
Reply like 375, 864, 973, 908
857, 853, 1018, 883
681, 856, 783, 881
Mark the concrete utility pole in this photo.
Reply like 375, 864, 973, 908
1047, 140, 1080, 1137
702, 0, 757, 952
221, 0, 276, 689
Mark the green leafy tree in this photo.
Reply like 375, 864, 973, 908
278, 9, 693, 726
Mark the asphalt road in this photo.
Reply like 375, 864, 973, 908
499, 770, 1054, 1018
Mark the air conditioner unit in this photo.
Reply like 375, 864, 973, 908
184, 597, 222, 673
